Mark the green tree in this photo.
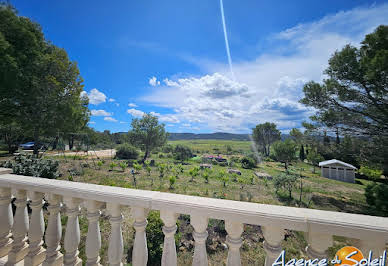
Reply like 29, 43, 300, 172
274, 173, 298, 199
300, 25, 388, 137
306, 149, 324, 174
272, 139, 298, 171
0, 5, 90, 155
252, 122, 281, 156
299, 144, 305, 161
300, 26, 388, 174
129, 113, 167, 162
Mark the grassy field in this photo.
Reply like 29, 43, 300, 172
0, 139, 379, 265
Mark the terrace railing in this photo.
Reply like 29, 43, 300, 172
0, 168, 387, 266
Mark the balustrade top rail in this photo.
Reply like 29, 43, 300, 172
0, 173, 387, 242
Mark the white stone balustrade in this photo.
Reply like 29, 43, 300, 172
0, 172, 387, 266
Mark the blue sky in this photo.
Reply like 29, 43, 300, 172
13, 0, 388, 133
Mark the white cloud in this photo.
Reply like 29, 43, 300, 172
104, 117, 118, 122
83, 88, 107, 105
128, 103, 137, 107
91, 109, 112, 116
149, 76, 160, 86
150, 112, 180, 123
108, 98, 115, 102
88, 121, 96, 124
120, 121, 127, 124
142, 4, 388, 132
127, 108, 145, 117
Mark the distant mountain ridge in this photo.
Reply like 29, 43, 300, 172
168, 132, 250, 141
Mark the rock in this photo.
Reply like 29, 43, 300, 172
179, 246, 186, 252
220, 243, 228, 250
200, 164, 212, 169
228, 168, 241, 175
255, 172, 272, 180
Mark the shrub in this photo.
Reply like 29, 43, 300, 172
241, 156, 256, 169
146, 211, 181, 265
173, 145, 193, 161
162, 145, 173, 153
365, 183, 388, 215
4, 154, 59, 179
109, 162, 117, 171
119, 162, 127, 172
169, 176, 176, 189
359, 166, 383, 180
115, 144, 139, 160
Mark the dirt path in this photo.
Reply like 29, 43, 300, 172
51, 149, 116, 158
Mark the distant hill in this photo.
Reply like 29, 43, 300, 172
168, 132, 250, 141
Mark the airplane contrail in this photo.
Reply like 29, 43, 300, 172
219, 0, 235, 81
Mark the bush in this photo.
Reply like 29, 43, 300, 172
2, 153, 59, 179
146, 211, 181, 266
115, 144, 139, 160
365, 183, 388, 215
173, 145, 193, 161
241, 157, 256, 169
162, 144, 174, 153
359, 166, 383, 180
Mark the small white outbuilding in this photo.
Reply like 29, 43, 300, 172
318, 159, 357, 183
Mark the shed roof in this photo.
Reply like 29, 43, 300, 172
318, 159, 357, 170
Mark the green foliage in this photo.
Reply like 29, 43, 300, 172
1, 154, 59, 179
128, 113, 167, 162
115, 144, 139, 160
188, 166, 200, 182
162, 144, 173, 153
217, 170, 229, 187
274, 173, 298, 199
252, 122, 281, 156
299, 145, 305, 161
272, 139, 298, 170
109, 162, 117, 171
119, 162, 127, 172
241, 156, 256, 169
365, 183, 388, 215
300, 25, 388, 138
157, 163, 167, 178
146, 211, 180, 266
133, 162, 142, 172
172, 144, 192, 161
0, 5, 89, 154
359, 166, 383, 180
306, 149, 324, 173
145, 161, 152, 176
201, 168, 212, 183
169, 175, 176, 189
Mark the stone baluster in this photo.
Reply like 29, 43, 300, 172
355, 238, 386, 259
191, 215, 209, 266
0, 188, 13, 258
262, 226, 284, 266
85, 200, 101, 266
43, 194, 63, 266
25, 192, 46, 266
7, 190, 29, 265
160, 210, 178, 266
63, 197, 82, 266
225, 221, 243, 266
131, 207, 148, 266
306, 232, 332, 260
107, 203, 123, 266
